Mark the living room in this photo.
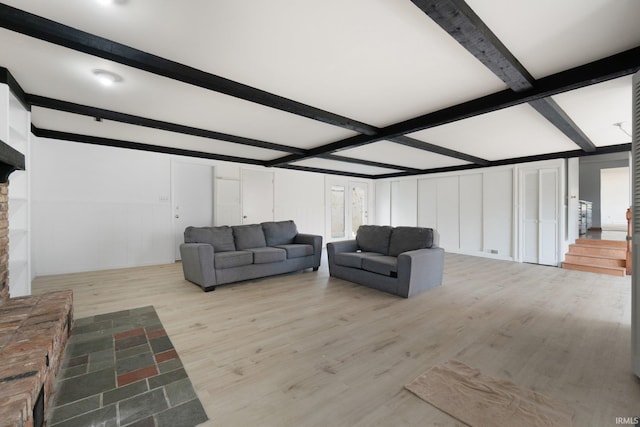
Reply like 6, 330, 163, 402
1, 1, 640, 426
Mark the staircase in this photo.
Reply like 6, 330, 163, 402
562, 238, 627, 276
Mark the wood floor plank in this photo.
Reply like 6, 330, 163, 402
32, 253, 639, 426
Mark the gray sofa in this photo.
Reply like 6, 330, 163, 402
327, 225, 444, 298
180, 220, 322, 291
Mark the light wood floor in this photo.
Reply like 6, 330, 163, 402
33, 253, 640, 426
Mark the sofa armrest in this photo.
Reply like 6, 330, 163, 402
294, 233, 323, 269
396, 247, 445, 298
327, 239, 358, 255
180, 243, 217, 291
326, 239, 358, 272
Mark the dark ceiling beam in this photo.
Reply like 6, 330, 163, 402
528, 98, 596, 152
0, 67, 29, 111
266, 46, 640, 166
0, 3, 377, 136
390, 135, 489, 165
319, 154, 420, 173
410, 0, 534, 91
274, 164, 374, 179
27, 95, 305, 155
410, 0, 596, 152
31, 126, 267, 166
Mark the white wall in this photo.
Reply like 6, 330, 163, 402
31, 137, 355, 276
32, 138, 174, 275
600, 166, 630, 228
273, 168, 325, 237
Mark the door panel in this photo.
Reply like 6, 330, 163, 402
539, 169, 558, 265
215, 178, 241, 226
522, 170, 539, 263
173, 162, 213, 260
436, 176, 460, 251
521, 167, 559, 266
459, 174, 483, 252
242, 169, 274, 224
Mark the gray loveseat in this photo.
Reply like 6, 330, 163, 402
180, 220, 322, 291
327, 225, 444, 298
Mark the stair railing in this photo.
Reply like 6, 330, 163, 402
627, 207, 632, 275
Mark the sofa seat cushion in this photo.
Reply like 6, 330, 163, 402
362, 256, 398, 277
275, 244, 313, 259
388, 227, 434, 256
247, 247, 287, 264
184, 226, 236, 252
232, 224, 267, 250
215, 251, 253, 269
334, 252, 384, 269
261, 220, 298, 246
356, 225, 393, 255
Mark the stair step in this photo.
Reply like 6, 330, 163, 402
564, 253, 626, 268
568, 244, 626, 258
575, 238, 626, 248
562, 262, 626, 277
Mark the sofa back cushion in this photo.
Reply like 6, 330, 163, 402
232, 224, 267, 250
388, 227, 434, 256
184, 226, 236, 252
356, 225, 393, 255
261, 220, 298, 246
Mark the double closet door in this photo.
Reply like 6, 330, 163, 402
521, 168, 559, 266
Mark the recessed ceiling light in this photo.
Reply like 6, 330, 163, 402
92, 69, 123, 86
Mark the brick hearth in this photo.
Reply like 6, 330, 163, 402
0, 290, 73, 426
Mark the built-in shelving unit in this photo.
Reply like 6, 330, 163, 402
3, 86, 31, 296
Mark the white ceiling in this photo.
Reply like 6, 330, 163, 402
0, 0, 638, 177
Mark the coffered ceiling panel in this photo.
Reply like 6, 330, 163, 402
408, 104, 580, 161
465, 0, 640, 79
552, 76, 633, 147
337, 141, 470, 171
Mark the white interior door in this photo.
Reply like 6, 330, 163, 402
173, 161, 213, 260
521, 168, 558, 266
242, 169, 274, 224
215, 177, 241, 226
539, 169, 559, 266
